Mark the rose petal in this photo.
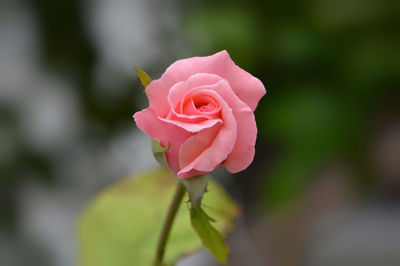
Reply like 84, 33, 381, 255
172, 78, 256, 173
167, 79, 220, 122
177, 89, 237, 178
167, 81, 187, 110
159, 116, 222, 133
208, 80, 257, 173
224, 109, 256, 173
133, 108, 192, 172
186, 73, 222, 89
145, 51, 266, 117
169, 73, 221, 113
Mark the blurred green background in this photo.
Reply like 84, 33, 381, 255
1, 0, 399, 265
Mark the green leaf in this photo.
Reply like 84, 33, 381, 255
181, 175, 209, 206
78, 168, 239, 266
190, 206, 229, 264
151, 139, 171, 168
134, 66, 152, 88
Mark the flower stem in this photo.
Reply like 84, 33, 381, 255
153, 181, 186, 266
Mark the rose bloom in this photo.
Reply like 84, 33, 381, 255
134, 51, 266, 178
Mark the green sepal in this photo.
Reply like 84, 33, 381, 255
190, 206, 229, 264
134, 66, 152, 88
181, 175, 209, 207
151, 139, 171, 169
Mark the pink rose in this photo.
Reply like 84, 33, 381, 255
134, 51, 266, 178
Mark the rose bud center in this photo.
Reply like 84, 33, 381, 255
193, 95, 218, 113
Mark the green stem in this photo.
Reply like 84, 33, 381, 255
153, 181, 186, 266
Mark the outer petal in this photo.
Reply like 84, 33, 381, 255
133, 108, 192, 173
211, 80, 258, 173
224, 108, 257, 173
145, 50, 266, 117
186, 72, 222, 89
177, 89, 237, 178
178, 124, 219, 169
159, 116, 222, 133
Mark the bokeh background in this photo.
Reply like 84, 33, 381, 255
1, 0, 399, 265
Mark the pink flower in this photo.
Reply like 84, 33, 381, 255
134, 51, 266, 178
